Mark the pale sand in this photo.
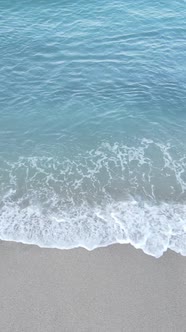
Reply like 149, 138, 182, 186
0, 242, 186, 332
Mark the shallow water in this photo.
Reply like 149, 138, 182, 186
0, 0, 186, 257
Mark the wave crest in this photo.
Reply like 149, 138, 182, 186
0, 139, 186, 258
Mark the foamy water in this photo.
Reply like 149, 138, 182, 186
0, 0, 186, 257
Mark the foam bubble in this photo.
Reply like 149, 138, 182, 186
0, 139, 186, 257
0, 198, 186, 257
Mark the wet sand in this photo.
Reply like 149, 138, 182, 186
0, 241, 186, 331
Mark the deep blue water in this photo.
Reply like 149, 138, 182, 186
0, 0, 186, 257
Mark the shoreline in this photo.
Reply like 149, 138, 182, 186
0, 238, 185, 259
0, 241, 186, 331
0, 236, 185, 258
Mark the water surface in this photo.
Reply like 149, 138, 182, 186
0, 0, 186, 257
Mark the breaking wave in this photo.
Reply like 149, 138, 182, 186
0, 139, 186, 258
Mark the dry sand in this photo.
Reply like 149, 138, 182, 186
0, 241, 186, 332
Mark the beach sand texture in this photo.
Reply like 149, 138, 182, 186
0, 242, 186, 332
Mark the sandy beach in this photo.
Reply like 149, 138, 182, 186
0, 242, 186, 331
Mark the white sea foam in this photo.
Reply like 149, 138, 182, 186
0, 199, 186, 258
0, 140, 186, 257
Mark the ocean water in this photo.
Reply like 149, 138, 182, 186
0, 0, 186, 257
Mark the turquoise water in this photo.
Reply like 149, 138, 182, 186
0, 0, 186, 257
